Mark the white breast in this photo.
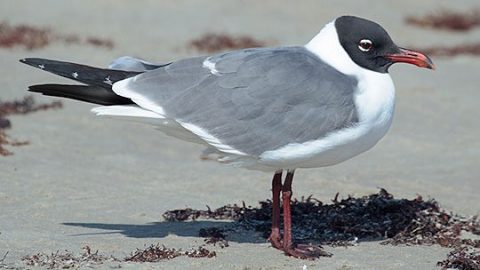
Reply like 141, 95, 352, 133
257, 19, 396, 170
258, 73, 395, 169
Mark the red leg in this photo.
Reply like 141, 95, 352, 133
281, 170, 331, 259
282, 170, 294, 250
268, 170, 283, 249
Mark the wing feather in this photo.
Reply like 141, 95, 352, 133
112, 47, 358, 156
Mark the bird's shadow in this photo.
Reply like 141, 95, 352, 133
62, 220, 265, 244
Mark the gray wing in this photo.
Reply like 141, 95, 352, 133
108, 56, 169, 72
114, 47, 359, 156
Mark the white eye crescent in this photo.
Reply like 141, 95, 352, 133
358, 39, 373, 52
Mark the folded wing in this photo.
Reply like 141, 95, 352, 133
113, 47, 359, 156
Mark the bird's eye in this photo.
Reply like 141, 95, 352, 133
358, 39, 373, 52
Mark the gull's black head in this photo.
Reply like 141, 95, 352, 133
335, 16, 434, 73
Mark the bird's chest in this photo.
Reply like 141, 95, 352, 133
258, 73, 395, 169
346, 73, 396, 153
303, 75, 395, 168
354, 73, 395, 127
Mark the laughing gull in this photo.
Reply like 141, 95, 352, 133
20, 16, 434, 259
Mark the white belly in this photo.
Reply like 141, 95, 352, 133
258, 72, 395, 170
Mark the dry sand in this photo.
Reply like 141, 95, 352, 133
1, 0, 479, 269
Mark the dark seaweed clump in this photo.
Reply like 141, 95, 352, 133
125, 244, 182, 262
199, 227, 229, 248
164, 189, 480, 267
438, 247, 480, 270
164, 189, 479, 246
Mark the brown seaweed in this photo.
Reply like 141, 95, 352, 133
125, 244, 216, 262
164, 189, 480, 264
22, 246, 117, 269
0, 21, 114, 50
189, 33, 267, 53
406, 10, 480, 32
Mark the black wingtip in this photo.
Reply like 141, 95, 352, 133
19, 57, 34, 64
20, 58, 49, 70
19, 58, 29, 65
20, 58, 141, 89
27, 84, 44, 93
26, 84, 134, 105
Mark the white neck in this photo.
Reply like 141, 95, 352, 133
305, 19, 396, 125
305, 20, 368, 78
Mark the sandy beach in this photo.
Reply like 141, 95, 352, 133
1, 1, 479, 269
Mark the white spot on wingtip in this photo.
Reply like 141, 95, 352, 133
103, 76, 113, 85
38, 64, 45, 69
72, 72, 78, 78
203, 58, 220, 75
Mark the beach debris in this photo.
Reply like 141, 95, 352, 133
413, 44, 480, 57
162, 208, 202, 221
15, 190, 479, 266
22, 244, 216, 267
406, 9, 480, 31
199, 227, 229, 248
22, 246, 117, 269
125, 244, 215, 262
0, 22, 50, 50
437, 246, 480, 270
85, 37, 114, 49
164, 189, 479, 264
406, 9, 480, 57
189, 33, 267, 53
0, 95, 62, 156
184, 246, 216, 258
163, 203, 248, 221
125, 244, 182, 262
0, 21, 114, 50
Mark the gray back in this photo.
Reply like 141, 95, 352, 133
123, 47, 358, 155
